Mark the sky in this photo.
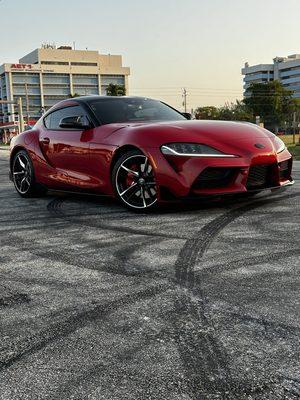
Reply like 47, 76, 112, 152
1, 0, 300, 111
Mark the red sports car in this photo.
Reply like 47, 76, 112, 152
10, 96, 294, 210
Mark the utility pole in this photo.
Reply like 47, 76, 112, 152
25, 82, 30, 125
182, 88, 187, 113
17, 97, 25, 133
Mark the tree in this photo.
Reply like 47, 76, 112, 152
219, 101, 253, 122
195, 101, 253, 122
106, 83, 126, 96
244, 81, 295, 133
194, 106, 219, 120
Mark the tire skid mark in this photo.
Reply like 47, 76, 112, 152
194, 248, 300, 279
47, 197, 188, 240
228, 312, 300, 339
0, 287, 31, 307
0, 275, 92, 291
1, 232, 154, 278
2, 221, 69, 235
172, 290, 233, 398
175, 192, 300, 288
0, 282, 170, 372
172, 191, 300, 399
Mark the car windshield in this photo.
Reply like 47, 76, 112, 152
88, 97, 186, 125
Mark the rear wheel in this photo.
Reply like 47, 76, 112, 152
12, 150, 46, 197
112, 150, 158, 211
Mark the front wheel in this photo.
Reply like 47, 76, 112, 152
112, 150, 158, 211
12, 150, 46, 197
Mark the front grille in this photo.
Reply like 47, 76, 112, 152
193, 167, 237, 189
279, 159, 291, 180
246, 164, 274, 189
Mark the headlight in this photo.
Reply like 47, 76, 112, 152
274, 136, 286, 154
161, 143, 237, 158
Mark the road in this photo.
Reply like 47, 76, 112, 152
0, 149, 299, 400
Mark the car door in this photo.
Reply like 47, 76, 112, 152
40, 105, 95, 188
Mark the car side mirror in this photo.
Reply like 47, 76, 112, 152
59, 116, 90, 130
182, 112, 192, 120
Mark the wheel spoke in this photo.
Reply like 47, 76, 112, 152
120, 182, 138, 196
18, 155, 26, 169
141, 158, 148, 173
20, 177, 26, 191
13, 171, 25, 176
121, 165, 139, 177
141, 188, 147, 208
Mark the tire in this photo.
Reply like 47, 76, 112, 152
12, 150, 47, 198
112, 150, 158, 211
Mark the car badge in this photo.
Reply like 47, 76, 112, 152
254, 143, 265, 149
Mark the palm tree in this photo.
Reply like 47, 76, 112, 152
106, 83, 126, 96
68, 93, 81, 98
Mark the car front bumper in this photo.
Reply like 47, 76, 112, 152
143, 147, 294, 200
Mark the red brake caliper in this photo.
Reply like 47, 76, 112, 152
126, 163, 138, 188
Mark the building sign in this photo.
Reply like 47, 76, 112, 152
11, 64, 33, 69
10, 64, 41, 72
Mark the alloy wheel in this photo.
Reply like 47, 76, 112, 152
116, 154, 158, 209
13, 153, 32, 195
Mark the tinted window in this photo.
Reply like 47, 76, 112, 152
44, 105, 89, 130
88, 98, 186, 125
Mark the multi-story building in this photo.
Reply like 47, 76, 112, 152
242, 54, 300, 98
0, 45, 130, 126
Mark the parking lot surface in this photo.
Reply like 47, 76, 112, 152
0, 149, 299, 400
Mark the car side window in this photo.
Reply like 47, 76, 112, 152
43, 105, 90, 130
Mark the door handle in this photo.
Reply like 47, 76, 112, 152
41, 137, 50, 145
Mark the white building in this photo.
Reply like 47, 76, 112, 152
0, 45, 130, 126
242, 54, 300, 98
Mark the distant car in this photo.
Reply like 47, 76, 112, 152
9, 96, 294, 210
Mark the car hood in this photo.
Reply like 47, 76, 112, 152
106, 120, 279, 155
124, 120, 273, 140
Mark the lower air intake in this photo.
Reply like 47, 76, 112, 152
246, 164, 274, 189
193, 167, 237, 189
279, 159, 292, 181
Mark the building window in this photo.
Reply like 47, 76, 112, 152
12, 73, 40, 85
41, 61, 69, 66
71, 62, 98, 66
43, 73, 70, 85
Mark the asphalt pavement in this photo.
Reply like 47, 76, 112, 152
0, 149, 299, 400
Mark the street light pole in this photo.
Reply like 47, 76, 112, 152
182, 88, 187, 113
17, 98, 24, 133
25, 82, 30, 125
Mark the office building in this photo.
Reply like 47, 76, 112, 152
0, 45, 130, 126
242, 54, 300, 98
